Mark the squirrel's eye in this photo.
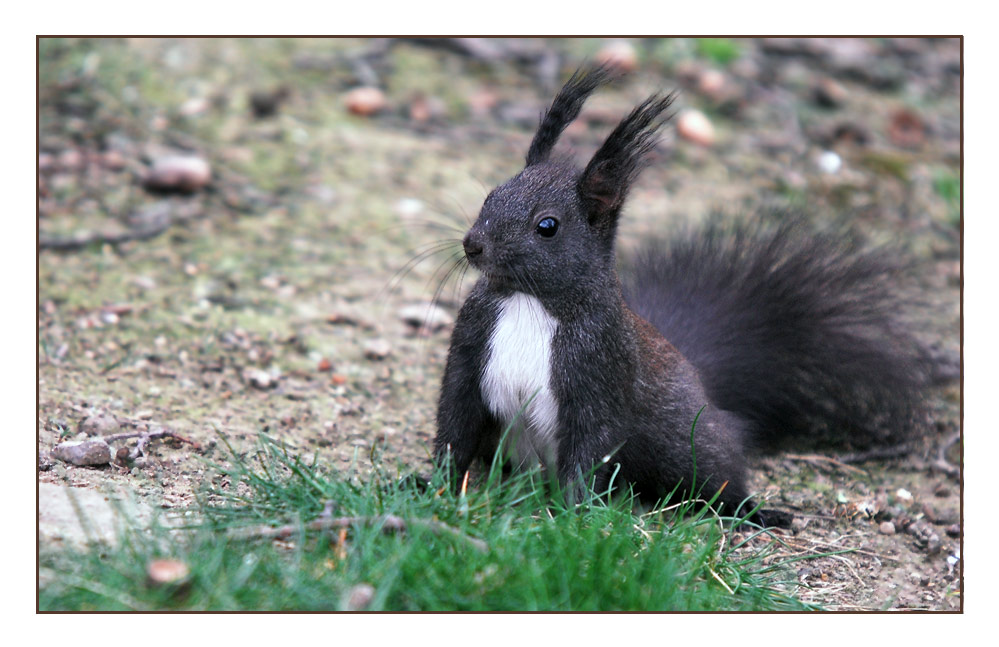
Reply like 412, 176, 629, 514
536, 217, 559, 238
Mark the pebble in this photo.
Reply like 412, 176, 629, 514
179, 96, 210, 117
146, 559, 191, 587
888, 108, 926, 148
813, 78, 848, 108
408, 93, 446, 123
594, 40, 639, 73
878, 521, 896, 535
817, 150, 842, 174
363, 338, 392, 360
676, 110, 715, 147
697, 69, 727, 101
243, 368, 278, 390
394, 198, 425, 219
398, 303, 454, 332
922, 502, 958, 526
345, 87, 387, 116
78, 412, 120, 437
344, 583, 376, 611
52, 438, 112, 466
144, 155, 212, 193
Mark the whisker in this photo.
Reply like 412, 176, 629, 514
380, 239, 463, 303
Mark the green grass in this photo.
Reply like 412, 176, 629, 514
695, 39, 742, 65
933, 168, 961, 228
39, 436, 816, 611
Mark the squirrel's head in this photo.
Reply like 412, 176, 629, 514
463, 66, 675, 300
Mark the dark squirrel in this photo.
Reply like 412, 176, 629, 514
433, 66, 941, 526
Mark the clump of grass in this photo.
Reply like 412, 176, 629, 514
39, 435, 815, 611
695, 39, 742, 65
932, 169, 961, 228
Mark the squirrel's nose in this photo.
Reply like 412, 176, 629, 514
463, 231, 484, 258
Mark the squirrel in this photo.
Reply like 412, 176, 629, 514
432, 66, 944, 527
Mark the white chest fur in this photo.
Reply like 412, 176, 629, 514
481, 292, 560, 468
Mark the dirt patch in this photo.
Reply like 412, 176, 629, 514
38, 38, 960, 610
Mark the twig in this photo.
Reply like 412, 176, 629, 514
783, 536, 898, 562
103, 426, 202, 453
39, 214, 175, 250
784, 453, 869, 475
228, 514, 489, 552
837, 442, 917, 464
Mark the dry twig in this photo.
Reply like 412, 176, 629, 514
228, 514, 489, 552
784, 454, 870, 475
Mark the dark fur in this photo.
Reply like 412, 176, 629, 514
434, 67, 937, 526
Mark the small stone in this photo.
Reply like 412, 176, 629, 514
813, 78, 847, 108
245, 368, 277, 390
101, 150, 127, 170
363, 339, 392, 360
934, 483, 951, 497
697, 69, 727, 101
887, 108, 926, 148
922, 502, 959, 526
408, 93, 446, 123
144, 155, 211, 193
394, 198, 425, 220
945, 523, 961, 538
132, 275, 157, 291
817, 150, 842, 174
52, 439, 112, 466
895, 488, 913, 502
250, 86, 291, 118
878, 521, 896, 535
78, 412, 120, 437
345, 87, 387, 117
594, 40, 639, 73
58, 148, 84, 171
790, 517, 808, 533
398, 303, 454, 333
146, 559, 191, 588
179, 96, 210, 117
39, 453, 56, 471
676, 110, 715, 147
344, 583, 375, 611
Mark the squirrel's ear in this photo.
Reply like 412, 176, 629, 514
579, 92, 676, 226
526, 65, 616, 167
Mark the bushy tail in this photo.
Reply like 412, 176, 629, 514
622, 215, 945, 449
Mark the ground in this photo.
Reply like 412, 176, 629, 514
37, 37, 961, 610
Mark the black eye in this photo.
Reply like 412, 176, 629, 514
536, 217, 559, 238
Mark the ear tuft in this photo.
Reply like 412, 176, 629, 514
525, 65, 619, 167
578, 92, 676, 225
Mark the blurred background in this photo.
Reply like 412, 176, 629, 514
38, 36, 960, 510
